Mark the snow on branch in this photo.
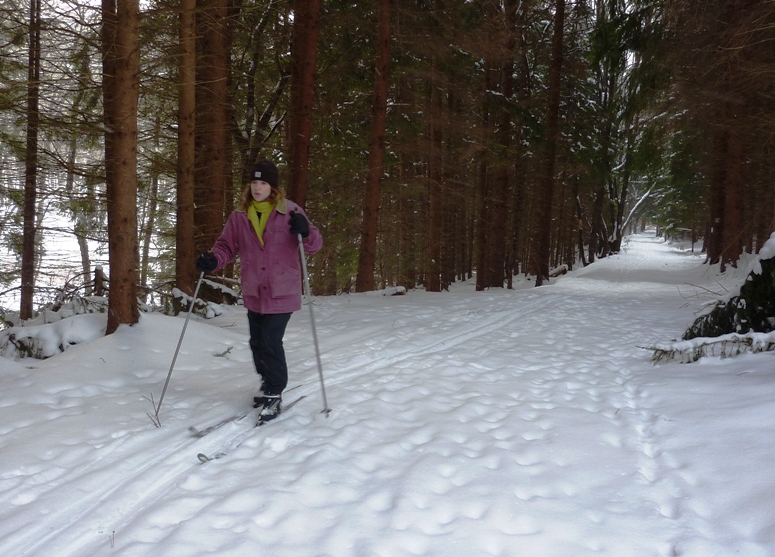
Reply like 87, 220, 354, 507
0, 313, 108, 359
649, 230, 775, 364
646, 331, 775, 364
622, 185, 654, 232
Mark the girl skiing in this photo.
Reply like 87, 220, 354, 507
195, 160, 323, 423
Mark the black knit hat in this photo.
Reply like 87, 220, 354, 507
251, 160, 279, 189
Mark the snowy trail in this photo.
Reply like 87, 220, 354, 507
2, 296, 557, 557
1, 233, 774, 557
121, 239, 691, 556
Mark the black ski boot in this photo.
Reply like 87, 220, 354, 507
255, 394, 282, 425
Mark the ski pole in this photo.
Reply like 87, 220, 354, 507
154, 271, 205, 422
298, 234, 331, 416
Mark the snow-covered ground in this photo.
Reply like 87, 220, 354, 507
1, 232, 773, 557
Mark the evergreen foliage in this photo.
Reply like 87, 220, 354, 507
1, 0, 774, 319
683, 257, 775, 339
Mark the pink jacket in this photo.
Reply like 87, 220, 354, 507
210, 198, 323, 314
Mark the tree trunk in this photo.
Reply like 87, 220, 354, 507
102, 0, 117, 231
609, 115, 635, 254
509, 1, 531, 282
356, 0, 392, 293
475, 55, 494, 292
574, 177, 588, 267
707, 123, 726, 266
426, 57, 443, 293
507, 149, 525, 285
140, 118, 161, 300
396, 74, 417, 289
588, 185, 603, 264
475, 153, 488, 291
286, 0, 322, 208
105, 0, 140, 333
177, 0, 196, 295
489, 0, 517, 289
534, 0, 564, 286
140, 173, 158, 302
21, 0, 41, 320
722, 102, 743, 268
64, 137, 93, 289
397, 148, 417, 289
441, 92, 457, 291
195, 0, 230, 255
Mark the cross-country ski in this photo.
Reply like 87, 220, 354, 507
196, 395, 308, 463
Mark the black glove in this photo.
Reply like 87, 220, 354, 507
195, 252, 218, 274
289, 210, 310, 238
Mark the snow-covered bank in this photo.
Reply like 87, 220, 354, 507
1, 232, 773, 557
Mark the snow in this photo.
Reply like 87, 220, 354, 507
1, 232, 774, 557
653, 330, 775, 355
751, 230, 775, 276
0, 313, 107, 359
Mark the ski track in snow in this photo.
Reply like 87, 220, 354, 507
1, 233, 773, 557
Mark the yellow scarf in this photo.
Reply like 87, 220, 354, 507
246, 200, 275, 245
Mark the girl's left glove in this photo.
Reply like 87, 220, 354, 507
288, 210, 310, 238
195, 252, 218, 273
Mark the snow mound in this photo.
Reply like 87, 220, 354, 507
0, 313, 107, 359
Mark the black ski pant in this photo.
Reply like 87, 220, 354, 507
247, 310, 292, 396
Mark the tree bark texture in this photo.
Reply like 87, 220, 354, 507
105, 0, 140, 333
707, 123, 726, 266
195, 0, 230, 254
426, 57, 443, 293
510, 2, 531, 280
721, 103, 743, 268
488, 0, 517, 288
21, 0, 41, 320
440, 94, 456, 291
535, 0, 564, 286
140, 118, 161, 300
286, 0, 322, 208
101, 0, 117, 224
356, 0, 392, 293
176, 0, 196, 295
475, 55, 493, 292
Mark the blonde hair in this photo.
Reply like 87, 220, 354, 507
237, 183, 285, 211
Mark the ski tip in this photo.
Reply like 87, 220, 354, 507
197, 453, 210, 463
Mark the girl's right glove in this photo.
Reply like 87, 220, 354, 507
288, 211, 310, 238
